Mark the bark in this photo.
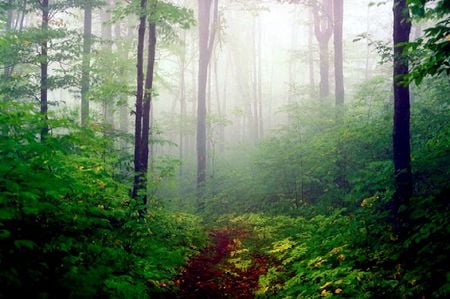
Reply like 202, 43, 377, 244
40, 0, 49, 140
257, 16, 263, 138
3, 0, 14, 92
312, 0, 333, 99
308, 8, 315, 89
141, 21, 157, 196
101, 0, 114, 129
81, 2, 92, 126
132, 0, 147, 201
252, 16, 259, 140
115, 19, 130, 139
179, 30, 187, 173
333, 0, 347, 191
333, 0, 344, 106
197, 0, 218, 195
392, 0, 412, 234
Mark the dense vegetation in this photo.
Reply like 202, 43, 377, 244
1, 0, 449, 298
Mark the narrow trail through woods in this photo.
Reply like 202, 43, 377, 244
175, 227, 270, 298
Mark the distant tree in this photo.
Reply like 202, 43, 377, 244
197, 0, 218, 198
81, 0, 92, 126
333, 0, 344, 106
312, 0, 333, 99
40, 0, 49, 140
391, 0, 412, 233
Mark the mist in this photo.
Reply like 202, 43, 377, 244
1, 0, 449, 297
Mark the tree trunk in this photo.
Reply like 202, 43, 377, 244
308, 8, 315, 90
333, 0, 344, 106
333, 0, 346, 192
40, 0, 49, 140
81, 2, 92, 127
140, 21, 157, 204
392, 0, 412, 234
257, 16, 263, 138
312, 0, 333, 100
179, 30, 187, 174
116, 18, 131, 142
132, 0, 147, 201
101, 0, 114, 129
196, 0, 217, 198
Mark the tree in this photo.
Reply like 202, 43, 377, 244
81, 0, 92, 126
40, 0, 49, 140
132, 0, 149, 205
391, 0, 412, 233
312, 0, 333, 99
197, 0, 218, 197
333, 0, 344, 106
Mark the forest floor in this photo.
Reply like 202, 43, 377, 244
174, 226, 271, 298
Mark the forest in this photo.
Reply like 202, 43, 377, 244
0, 0, 449, 297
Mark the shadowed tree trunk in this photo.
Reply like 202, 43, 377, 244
392, 0, 412, 234
132, 0, 147, 204
81, 0, 92, 127
312, 0, 333, 100
197, 0, 218, 200
40, 0, 49, 140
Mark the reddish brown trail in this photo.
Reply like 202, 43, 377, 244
175, 227, 269, 299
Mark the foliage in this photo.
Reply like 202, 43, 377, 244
407, 0, 450, 84
0, 102, 206, 297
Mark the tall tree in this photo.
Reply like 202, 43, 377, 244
197, 0, 218, 196
333, 0, 344, 106
40, 0, 49, 140
312, 0, 333, 99
101, 0, 114, 128
391, 0, 412, 233
308, 8, 315, 91
81, 0, 92, 126
132, 0, 148, 202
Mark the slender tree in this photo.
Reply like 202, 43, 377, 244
197, 0, 218, 196
312, 0, 333, 99
392, 0, 412, 233
132, 0, 148, 202
333, 0, 344, 106
101, 0, 114, 128
308, 8, 315, 90
40, 0, 49, 140
81, 0, 92, 126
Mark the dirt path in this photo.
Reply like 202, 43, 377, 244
175, 227, 269, 298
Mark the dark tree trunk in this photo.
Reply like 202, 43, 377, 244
140, 21, 157, 204
40, 0, 49, 140
132, 0, 147, 201
312, 0, 333, 99
197, 0, 218, 198
392, 0, 412, 234
81, 2, 92, 126
333, 0, 344, 106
